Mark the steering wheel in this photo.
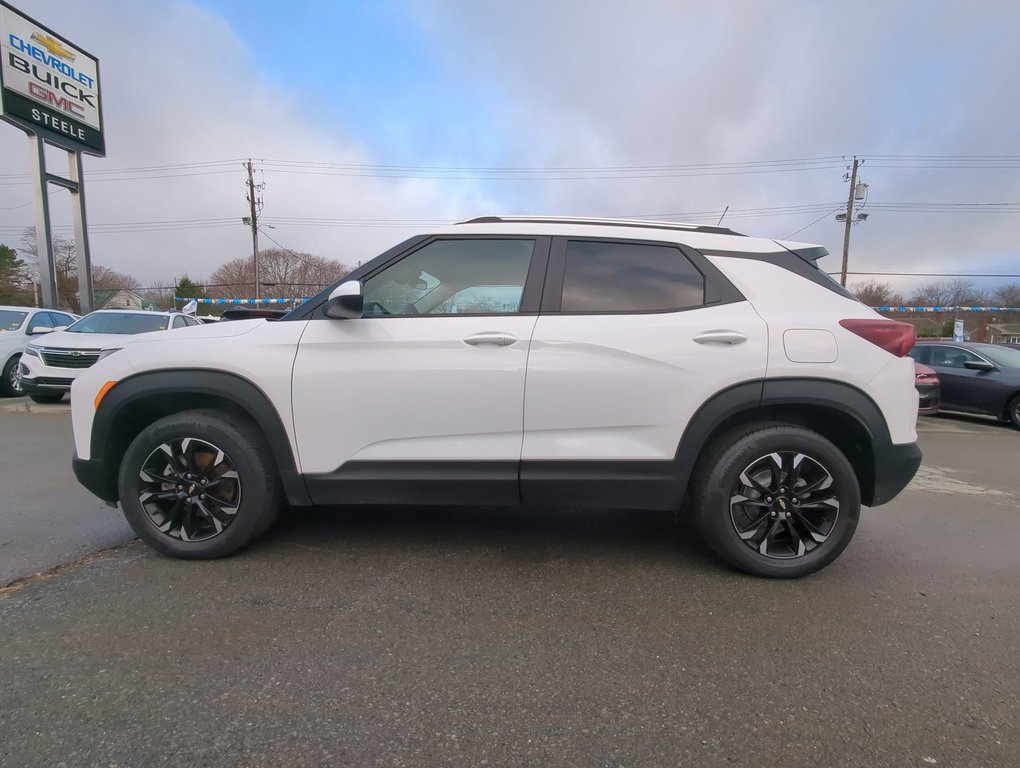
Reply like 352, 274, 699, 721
364, 301, 391, 315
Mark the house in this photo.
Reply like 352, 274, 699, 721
987, 323, 1020, 344
95, 289, 160, 311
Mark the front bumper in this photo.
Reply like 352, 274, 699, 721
22, 374, 74, 393
72, 454, 118, 503
915, 383, 940, 414
868, 441, 922, 507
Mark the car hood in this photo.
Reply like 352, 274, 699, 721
29, 319, 266, 351
27, 330, 128, 350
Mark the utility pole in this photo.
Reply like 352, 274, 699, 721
246, 159, 261, 302
840, 156, 859, 287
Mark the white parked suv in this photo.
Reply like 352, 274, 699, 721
20, 309, 202, 403
70, 218, 921, 577
0, 305, 79, 397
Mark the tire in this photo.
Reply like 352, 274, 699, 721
1008, 395, 1020, 430
1, 354, 22, 397
117, 409, 280, 559
691, 422, 861, 578
29, 392, 64, 404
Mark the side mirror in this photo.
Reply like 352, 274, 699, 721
964, 359, 996, 372
28, 326, 54, 336
324, 280, 364, 319
51, 325, 69, 332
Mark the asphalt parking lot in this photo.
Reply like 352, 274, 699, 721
1, 401, 1018, 767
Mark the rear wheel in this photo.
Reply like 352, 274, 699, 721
29, 392, 64, 404
1, 354, 22, 397
692, 423, 861, 578
118, 409, 280, 559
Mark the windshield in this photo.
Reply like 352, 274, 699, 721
67, 312, 169, 335
0, 309, 28, 331
973, 344, 1020, 369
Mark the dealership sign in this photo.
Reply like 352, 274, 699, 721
0, 1, 104, 155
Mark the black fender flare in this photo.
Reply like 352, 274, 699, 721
673, 377, 890, 494
92, 369, 310, 505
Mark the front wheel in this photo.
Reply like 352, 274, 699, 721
118, 409, 280, 559
1, 354, 22, 397
691, 423, 861, 578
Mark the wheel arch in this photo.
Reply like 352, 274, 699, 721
675, 378, 890, 507
91, 369, 310, 505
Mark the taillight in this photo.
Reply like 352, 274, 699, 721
839, 318, 916, 357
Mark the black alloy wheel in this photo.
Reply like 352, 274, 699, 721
136, 437, 242, 542
118, 409, 279, 559
729, 452, 839, 559
692, 423, 861, 578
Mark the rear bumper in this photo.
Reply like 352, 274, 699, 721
867, 441, 922, 507
72, 454, 118, 503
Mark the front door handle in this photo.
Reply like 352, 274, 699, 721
463, 332, 518, 347
693, 330, 748, 345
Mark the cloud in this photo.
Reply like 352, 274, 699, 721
2, 0, 1017, 300
0, 0, 497, 287
406, 0, 1020, 294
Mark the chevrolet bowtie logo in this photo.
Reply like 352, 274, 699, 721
778, 498, 788, 510
31, 32, 76, 61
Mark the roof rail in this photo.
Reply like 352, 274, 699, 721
456, 215, 744, 237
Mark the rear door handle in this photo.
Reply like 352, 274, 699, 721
463, 332, 518, 347
693, 330, 748, 345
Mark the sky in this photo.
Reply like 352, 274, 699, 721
0, 0, 1018, 299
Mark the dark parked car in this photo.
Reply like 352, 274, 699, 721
914, 362, 940, 415
909, 342, 1020, 428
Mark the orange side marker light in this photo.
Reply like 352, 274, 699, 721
94, 381, 117, 410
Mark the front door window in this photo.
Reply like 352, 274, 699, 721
361, 239, 534, 317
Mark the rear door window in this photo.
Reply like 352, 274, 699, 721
558, 240, 706, 313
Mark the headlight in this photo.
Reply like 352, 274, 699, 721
23, 345, 41, 358
97, 347, 123, 362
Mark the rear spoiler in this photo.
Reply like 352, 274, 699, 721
774, 242, 828, 265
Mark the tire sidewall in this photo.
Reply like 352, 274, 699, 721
118, 412, 275, 559
1, 354, 21, 397
1009, 396, 1020, 430
695, 426, 861, 578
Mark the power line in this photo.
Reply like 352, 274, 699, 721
784, 209, 843, 239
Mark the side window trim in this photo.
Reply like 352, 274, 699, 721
540, 236, 744, 315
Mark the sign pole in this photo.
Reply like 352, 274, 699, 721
27, 133, 58, 309
69, 150, 94, 313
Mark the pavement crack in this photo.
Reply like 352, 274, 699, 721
0, 539, 139, 598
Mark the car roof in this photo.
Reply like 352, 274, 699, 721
437, 216, 824, 255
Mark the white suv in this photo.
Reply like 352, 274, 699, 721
0, 305, 78, 397
69, 218, 921, 577
20, 309, 202, 403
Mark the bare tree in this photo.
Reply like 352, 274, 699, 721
19, 227, 81, 311
992, 282, 1020, 307
141, 279, 176, 310
908, 279, 986, 307
92, 265, 141, 293
849, 279, 904, 307
208, 249, 351, 300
